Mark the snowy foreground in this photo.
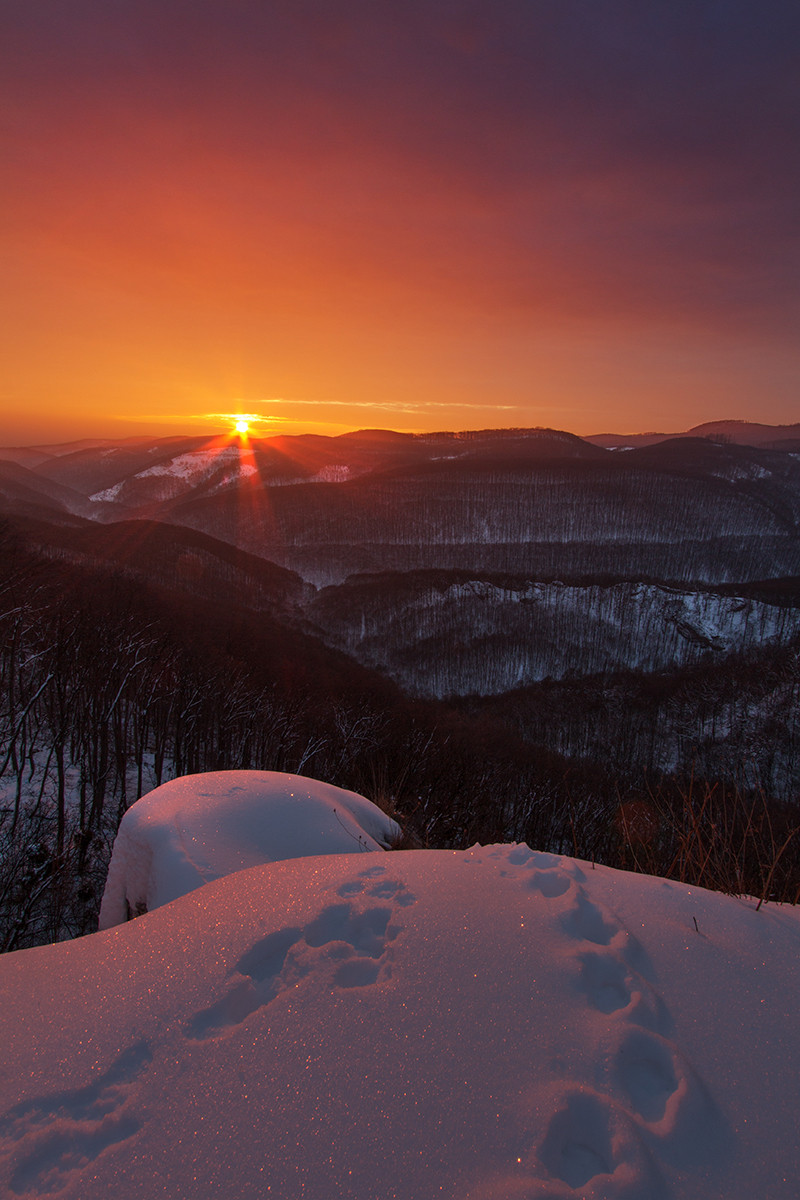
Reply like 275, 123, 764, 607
2, 843, 800, 1196
99, 771, 401, 927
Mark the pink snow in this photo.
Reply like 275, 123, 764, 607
99, 771, 401, 929
1, 790, 799, 1197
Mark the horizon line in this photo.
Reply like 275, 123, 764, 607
3, 416, 800, 453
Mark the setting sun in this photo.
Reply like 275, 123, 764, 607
235, 419, 249, 435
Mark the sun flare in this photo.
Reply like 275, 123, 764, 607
234, 419, 249, 435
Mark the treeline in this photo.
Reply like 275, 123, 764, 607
384, 463, 783, 543
2, 521, 798, 953
172, 457, 800, 586
209, 461, 794, 549
309, 572, 800, 704
0, 523, 579, 949
460, 641, 800, 790
253, 534, 800, 590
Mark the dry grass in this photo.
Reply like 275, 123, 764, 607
614, 773, 800, 906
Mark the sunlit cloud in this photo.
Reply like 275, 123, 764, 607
137, 411, 290, 430
200, 411, 277, 429
237, 397, 524, 415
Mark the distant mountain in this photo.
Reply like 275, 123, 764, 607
337, 427, 415, 443
32, 435, 175, 456
9, 512, 313, 614
2, 427, 797, 588
0, 435, 167, 468
586, 420, 800, 450
30, 436, 221, 496
0, 446, 56, 468
159, 436, 799, 586
687, 420, 800, 446
0, 427, 604, 523
0, 459, 97, 519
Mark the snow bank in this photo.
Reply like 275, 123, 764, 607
98, 770, 401, 929
2, 845, 799, 1199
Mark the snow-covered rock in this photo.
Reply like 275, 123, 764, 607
2, 844, 799, 1199
98, 771, 401, 929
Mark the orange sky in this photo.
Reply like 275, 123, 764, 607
3, 2, 799, 446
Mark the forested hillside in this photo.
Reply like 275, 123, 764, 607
309, 572, 800, 696
0, 518, 585, 948
1, 427, 799, 950
166, 443, 800, 586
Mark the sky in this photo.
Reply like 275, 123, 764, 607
2, 0, 799, 445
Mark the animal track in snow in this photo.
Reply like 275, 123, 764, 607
0, 1042, 151, 1196
575, 948, 673, 1039
526, 869, 572, 898
536, 1088, 664, 1198
355, 863, 388, 880
614, 1030, 681, 1124
506, 846, 559, 869
505, 846, 586, 897
336, 876, 417, 906
499, 845, 722, 1193
578, 949, 633, 1015
187, 882, 415, 1041
560, 892, 619, 946
539, 1090, 614, 1189
305, 902, 395, 961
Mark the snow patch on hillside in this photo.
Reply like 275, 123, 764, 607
138, 448, 239, 481
89, 449, 245, 501
89, 480, 126, 502
310, 464, 351, 483
712, 463, 772, 481
210, 463, 258, 491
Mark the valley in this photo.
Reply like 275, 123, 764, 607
1, 422, 799, 948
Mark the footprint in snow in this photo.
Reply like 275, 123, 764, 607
560, 892, 619, 947
337, 877, 416, 906
612, 1027, 725, 1157
504, 845, 587, 897
526, 869, 572, 899
187, 886, 415, 1041
578, 949, 635, 1016
492, 868, 726, 1190
0, 1042, 151, 1196
356, 863, 387, 879
614, 1029, 681, 1125
536, 1088, 664, 1198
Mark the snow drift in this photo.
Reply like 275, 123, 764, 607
2, 841, 799, 1199
98, 770, 401, 929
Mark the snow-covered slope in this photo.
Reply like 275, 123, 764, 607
2, 844, 799, 1199
99, 771, 401, 928
311, 576, 800, 697
89, 447, 259, 505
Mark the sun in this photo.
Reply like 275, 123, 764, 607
223, 411, 259, 437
